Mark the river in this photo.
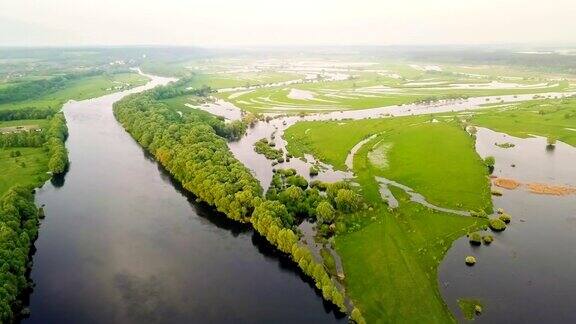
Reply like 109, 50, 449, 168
23, 74, 345, 323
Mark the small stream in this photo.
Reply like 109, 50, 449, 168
196, 84, 576, 323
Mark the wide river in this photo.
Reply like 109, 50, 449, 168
23, 75, 345, 323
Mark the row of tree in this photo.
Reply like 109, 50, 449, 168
151, 77, 215, 100
0, 108, 54, 121
113, 89, 365, 321
46, 113, 69, 174
254, 138, 284, 160
0, 113, 69, 174
267, 169, 364, 228
114, 92, 261, 221
251, 199, 347, 312
0, 186, 41, 322
0, 76, 71, 104
0, 69, 110, 105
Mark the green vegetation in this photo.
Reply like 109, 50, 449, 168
0, 61, 151, 321
482, 235, 494, 244
0, 112, 69, 320
0, 112, 68, 196
216, 61, 571, 114
254, 138, 284, 160
465, 256, 477, 265
114, 84, 351, 316
468, 98, 576, 147
499, 213, 512, 223
1, 113, 69, 175
114, 91, 260, 221
457, 298, 484, 320
285, 116, 491, 322
469, 232, 482, 245
0, 148, 49, 196
0, 186, 42, 321
0, 72, 149, 113
489, 218, 507, 231
320, 248, 337, 276
484, 156, 496, 172
286, 118, 492, 212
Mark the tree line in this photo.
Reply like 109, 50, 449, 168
0, 113, 69, 174
114, 92, 261, 221
0, 186, 41, 322
113, 87, 366, 322
0, 69, 113, 106
0, 108, 54, 121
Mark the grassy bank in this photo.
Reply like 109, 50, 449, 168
467, 97, 576, 146
285, 117, 491, 322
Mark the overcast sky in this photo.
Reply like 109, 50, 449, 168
1, 0, 575, 47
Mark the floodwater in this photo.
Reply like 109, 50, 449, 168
200, 85, 576, 323
439, 128, 576, 323
23, 74, 345, 323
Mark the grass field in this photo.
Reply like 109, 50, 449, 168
216, 62, 571, 113
186, 71, 302, 89
0, 72, 150, 196
467, 98, 576, 146
0, 147, 50, 195
0, 72, 149, 112
285, 117, 491, 322
0, 119, 49, 133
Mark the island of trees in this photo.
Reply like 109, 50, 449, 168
113, 82, 367, 322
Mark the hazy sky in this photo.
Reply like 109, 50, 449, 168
1, 0, 575, 47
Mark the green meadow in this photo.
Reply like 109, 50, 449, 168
0, 146, 50, 196
467, 98, 576, 146
0, 72, 149, 112
0, 72, 150, 196
285, 117, 491, 322
215, 62, 571, 114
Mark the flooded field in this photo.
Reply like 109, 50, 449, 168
439, 128, 576, 323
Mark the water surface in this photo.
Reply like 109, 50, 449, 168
24, 75, 344, 324
439, 128, 576, 323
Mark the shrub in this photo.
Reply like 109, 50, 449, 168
475, 304, 483, 314
489, 218, 507, 231
351, 307, 367, 324
310, 180, 328, 191
465, 256, 476, 265
499, 213, 511, 223
309, 166, 319, 176
470, 210, 488, 219
468, 232, 482, 245
482, 235, 494, 244
484, 156, 495, 173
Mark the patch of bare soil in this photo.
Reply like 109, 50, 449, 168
493, 178, 521, 189
527, 183, 576, 196
492, 177, 576, 196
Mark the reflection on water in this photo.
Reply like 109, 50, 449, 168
439, 128, 576, 323
24, 75, 344, 323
